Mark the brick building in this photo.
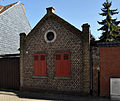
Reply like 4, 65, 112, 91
20, 7, 91, 95
0, 2, 31, 55
92, 41, 120, 96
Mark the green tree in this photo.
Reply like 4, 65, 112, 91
98, 0, 120, 41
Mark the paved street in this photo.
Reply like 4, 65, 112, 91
0, 90, 112, 101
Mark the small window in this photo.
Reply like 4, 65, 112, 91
56, 54, 61, 60
44, 30, 56, 43
47, 32, 54, 41
40, 55, 45, 60
64, 54, 69, 60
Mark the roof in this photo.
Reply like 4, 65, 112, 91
0, 2, 18, 14
97, 41, 120, 47
0, 5, 3, 9
0, 54, 20, 58
91, 41, 120, 47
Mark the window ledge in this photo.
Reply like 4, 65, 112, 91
33, 75, 48, 79
54, 76, 71, 79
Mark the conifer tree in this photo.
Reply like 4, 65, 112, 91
98, 0, 120, 41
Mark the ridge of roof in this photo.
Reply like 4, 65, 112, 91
0, 2, 18, 14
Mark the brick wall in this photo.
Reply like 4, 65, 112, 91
100, 46, 120, 96
92, 43, 120, 96
20, 10, 90, 95
0, 2, 31, 55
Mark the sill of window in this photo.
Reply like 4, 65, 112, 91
33, 76, 48, 79
54, 77, 71, 79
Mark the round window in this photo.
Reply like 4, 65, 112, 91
44, 30, 56, 43
46, 32, 54, 41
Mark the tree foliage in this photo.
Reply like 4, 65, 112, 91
98, 0, 120, 41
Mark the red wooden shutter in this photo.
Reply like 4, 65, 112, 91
33, 54, 39, 75
55, 52, 70, 77
55, 53, 61, 76
39, 54, 47, 76
33, 54, 47, 76
63, 52, 70, 77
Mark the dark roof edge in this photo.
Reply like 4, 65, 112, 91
91, 41, 120, 47
0, 54, 20, 58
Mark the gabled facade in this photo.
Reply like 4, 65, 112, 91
20, 7, 91, 95
0, 2, 31, 55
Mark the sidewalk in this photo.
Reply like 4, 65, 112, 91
0, 90, 111, 101
0, 90, 52, 101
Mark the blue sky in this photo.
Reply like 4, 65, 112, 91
1, 0, 120, 39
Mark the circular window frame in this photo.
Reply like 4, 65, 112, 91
44, 30, 56, 43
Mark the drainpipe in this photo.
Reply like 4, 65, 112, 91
90, 46, 93, 95
97, 67, 100, 96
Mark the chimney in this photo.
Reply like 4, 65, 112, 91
46, 7, 55, 14
82, 23, 90, 33
82, 23, 91, 43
